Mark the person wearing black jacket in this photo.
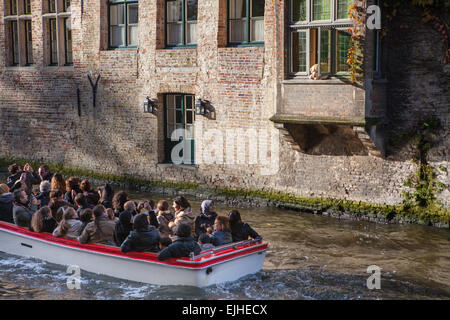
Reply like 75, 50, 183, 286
114, 201, 136, 246
0, 184, 14, 223
194, 200, 218, 239
36, 181, 51, 208
120, 214, 160, 253
6, 163, 41, 196
228, 210, 262, 242
157, 224, 201, 261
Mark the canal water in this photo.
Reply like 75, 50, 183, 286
1, 189, 450, 300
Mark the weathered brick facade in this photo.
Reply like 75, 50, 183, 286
0, 0, 448, 206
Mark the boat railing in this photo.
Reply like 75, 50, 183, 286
189, 238, 263, 261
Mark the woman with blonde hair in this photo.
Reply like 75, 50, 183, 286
53, 207, 82, 239
51, 173, 66, 195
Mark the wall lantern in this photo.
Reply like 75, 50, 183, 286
143, 97, 158, 114
195, 98, 211, 116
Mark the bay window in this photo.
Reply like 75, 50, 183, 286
289, 0, 353, 77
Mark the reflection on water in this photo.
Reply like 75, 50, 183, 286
1, 190, 450, 300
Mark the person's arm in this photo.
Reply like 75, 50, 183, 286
157, 245, 174, 261
120, 234, 134, 253
246, 224, 262, 240
210, 233, 220, 246
77, 225, 90, 243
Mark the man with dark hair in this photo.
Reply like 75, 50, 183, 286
157, 224, 201, 261
120, 214, 160, 253
13, 190, 39, 228
38, 165, 54, 182
74, 193, 94, 215
7, 163, 41, 196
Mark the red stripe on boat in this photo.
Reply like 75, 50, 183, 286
0, 221, 268, 269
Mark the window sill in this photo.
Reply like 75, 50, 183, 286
107, 46, 138, 50
283, 76, 353, 85
226, 42, 264, 47
164, 45, 197, 49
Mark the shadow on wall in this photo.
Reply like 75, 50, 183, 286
284, 124, 368, 156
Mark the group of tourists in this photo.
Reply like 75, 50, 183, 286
0, 162, 262, 261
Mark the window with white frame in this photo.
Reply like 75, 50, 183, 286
4, 0, 33, 66
289, 0, 353, 77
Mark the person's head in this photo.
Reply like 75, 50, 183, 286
65, 177, 80, 192
8, 163, 21, 175
133, 214, 149, 232
50, 189, 63, 201
14, 190, 27, 204
38, 165, 50, 179
0, 183, 9, 195
201, 200, 214, 215
106, 208, 115, 220
98, 184, 114, 201
112, 191, 128, 211
124, 200, 136, 212
62, 207, 78, 220
80, 179, 92, 193
40, 180, 51, 193
159, 237, 172, 250
228, 210, 242, 227
93, 205, 107, 219
80, 208, 94, 223
172, 196, 191, 212
157, 200, 170, 212
51, 173, 66, 193
74, 193, 88, 207
198, 233, 211, 245
214, 216, 231, 232
31, 206, 52, 232
175, 223, 192, 238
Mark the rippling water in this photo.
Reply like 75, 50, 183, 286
1, 190, 450, 300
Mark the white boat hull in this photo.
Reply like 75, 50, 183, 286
0, 222, 267, 287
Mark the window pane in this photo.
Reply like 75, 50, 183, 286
128, 25, 138, 46
292, 0, 306, 22
167, 0, 182, 22
128, 3, 138, 24
110, 4, 124, 25
229, 20, 247, 42
185, 95, 193, 109
49, 19, 57, 64
48, 0, 56, 13
25, 20, 33, 64
250, 19, 264, 41
10, 0, 17, 15
176, 109, 183, 124
336, 29, 350, 72
251, 0, 265, 17
63, 0, 71, 12
65, 18, 73, 64
175, 95, 182, 108
229, 0, 246, 19
312, 0, 331, 21
186, 22, 197, 44
110, 26, 125, 47
187, 0, 197, 21
337, 0, 351, 19
291, 31, 307, 73
319, 29, 331, 73
11, 21, 19, 65
167, 23, 182, 45
24, 0, 31, 14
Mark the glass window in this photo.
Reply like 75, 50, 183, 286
10, 0, 17, 15
336, 29, 350, 72
292, 0, 306, 22
10, 21, 19, 65
63, 0, 71, 12
49, 18, 57, 65
108, 0, 138, 48
228, 0, 264, 44
24, 0, 31, 14
312, 0, 331, 21
337, 0, 351, 20
25, 20, 33, 65
166, 0, 197, 47
64, 18, 73, 65
319, 29, 331, 73
291, 30, 307, 73
48, 0, 56, 13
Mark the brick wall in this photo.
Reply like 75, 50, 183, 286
0, 0, 448, 207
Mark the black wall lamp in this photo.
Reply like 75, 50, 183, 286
195, 98, 212, 116
143, 97, 158, 114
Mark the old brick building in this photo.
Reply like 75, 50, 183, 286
0, 0, 448, 206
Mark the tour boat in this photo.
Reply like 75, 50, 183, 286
0, 221, 268, 287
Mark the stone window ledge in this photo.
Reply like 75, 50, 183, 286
283, 77, 353, 85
